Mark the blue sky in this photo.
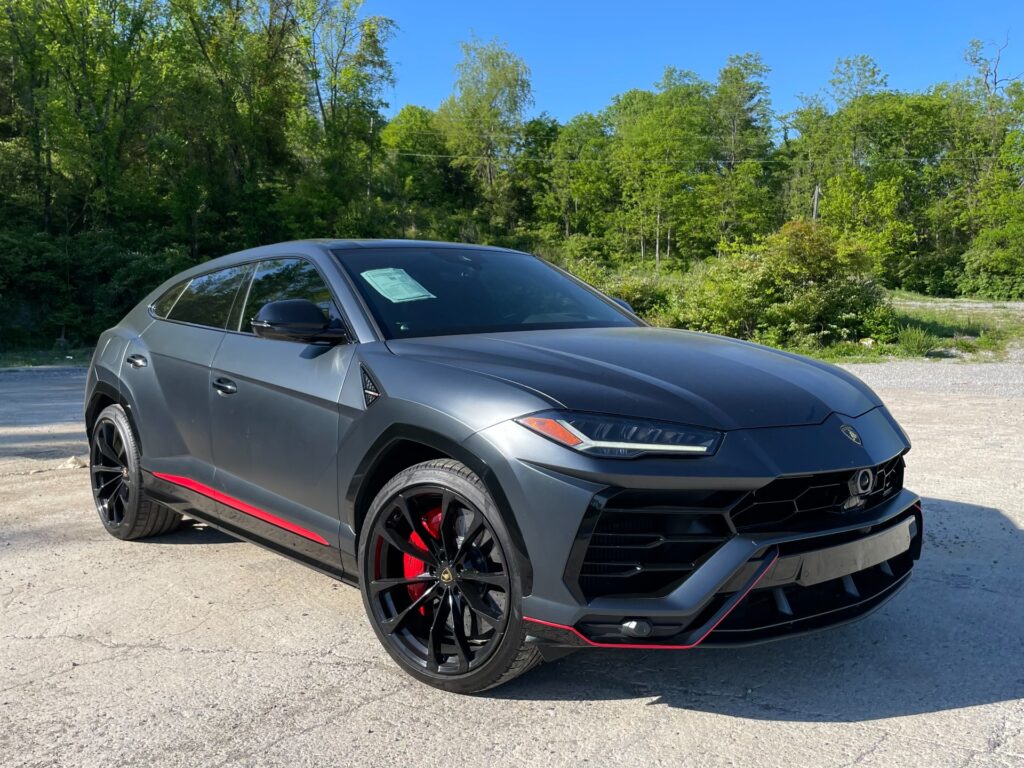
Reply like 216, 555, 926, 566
364, 0, 1024, 121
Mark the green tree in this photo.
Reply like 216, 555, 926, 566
379, 105, 464, 238
541, 113, 616, 243
437, 37, 533, 237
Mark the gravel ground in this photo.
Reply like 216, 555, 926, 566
840, 345, 1024, 398
1, 362, 1022, 768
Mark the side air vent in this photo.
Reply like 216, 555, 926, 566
568, 489, 741, 601
361, 366, 381, 407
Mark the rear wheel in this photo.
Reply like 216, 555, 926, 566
359, 459, 541, 693
89, 404, 182, 540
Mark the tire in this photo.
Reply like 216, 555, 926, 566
89, 404, 182, 540
359, 459, 541, 693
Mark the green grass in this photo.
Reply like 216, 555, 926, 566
0, 347, 94, 368
808, 301, 1024, 362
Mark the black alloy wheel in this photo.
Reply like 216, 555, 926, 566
91, 416, 132, 528
89, 404, 182, 540
360, 459, 541, 693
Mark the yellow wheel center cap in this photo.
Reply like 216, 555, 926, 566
439, 567, 454, 584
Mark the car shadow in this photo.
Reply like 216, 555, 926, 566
494, 496, 1024, 722
148, 518, 242, 545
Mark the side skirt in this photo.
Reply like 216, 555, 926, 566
143, 471, 356, 586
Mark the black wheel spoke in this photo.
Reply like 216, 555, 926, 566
453, 509, 486, 564
397, 494, 440, 558
450, 593, 472, 673
380, 524, 436, 564
425, 590, 451, 672
111, 428, 124, 461
96, 473, 123, 495
460, 585, 503, 628
477, 537, 496, 558
96, 433, 121, 465
438, 490, 460, 560
379, 584, 439, 635
369, 574, 434, 596
104, 494, 120, 524
459, 568, 509, 589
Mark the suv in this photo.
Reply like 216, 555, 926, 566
85, 239, 922, 693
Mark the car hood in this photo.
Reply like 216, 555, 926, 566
385, 326, 881, 430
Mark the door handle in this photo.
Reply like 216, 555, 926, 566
212, 377, 237, 395
126, 354, 148, 369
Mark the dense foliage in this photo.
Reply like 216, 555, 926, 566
2, 1, 1023, 348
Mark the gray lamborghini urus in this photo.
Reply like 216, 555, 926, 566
85, 239, 922, 693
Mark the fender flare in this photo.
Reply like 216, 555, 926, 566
345, 424, 534, 594
85, 379, 144, 449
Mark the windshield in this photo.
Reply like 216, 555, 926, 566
334, 247, 639, 340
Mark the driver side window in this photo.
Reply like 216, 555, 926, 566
234, 258, 341, 334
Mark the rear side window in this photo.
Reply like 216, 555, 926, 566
151, 280, 188, 318
166, 265, 252, 329
237, 258, 341, 333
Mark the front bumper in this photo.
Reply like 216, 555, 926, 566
524, 490, 921, 649
468, 406, 922, 651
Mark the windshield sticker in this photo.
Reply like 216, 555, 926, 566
361, 268, 436, 303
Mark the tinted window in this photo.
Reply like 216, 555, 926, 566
167, 265, 251, 329
335, 248, 636, 339
238, 258, 341, 333
151, 280, 188, 318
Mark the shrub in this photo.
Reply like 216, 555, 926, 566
601, 268, 677, 317
561, 255, 609, 288
675, 220, 894, 347
959, 223, 1024, 299
896, 325, 939, 356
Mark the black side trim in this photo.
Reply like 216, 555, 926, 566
144, 472, 352, 585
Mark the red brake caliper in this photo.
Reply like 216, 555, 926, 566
404, 506, 442, 613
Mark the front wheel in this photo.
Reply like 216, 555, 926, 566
359, 459, 541, 693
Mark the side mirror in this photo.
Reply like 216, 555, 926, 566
251, 299, 349, 344
611, 297, 635, 313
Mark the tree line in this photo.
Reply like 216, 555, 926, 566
1, 0, 1022, 348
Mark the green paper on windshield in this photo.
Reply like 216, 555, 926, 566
361, 268, 436, 303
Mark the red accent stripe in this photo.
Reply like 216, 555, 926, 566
152, 472, 330, 546
524, 549, 780, 650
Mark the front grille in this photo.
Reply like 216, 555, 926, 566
572, 489, 739, 601
567, 453, 906, 603
729, 455, 905, 533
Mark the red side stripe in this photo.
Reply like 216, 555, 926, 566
524, 549, 780, 650
152, 472, 330, 546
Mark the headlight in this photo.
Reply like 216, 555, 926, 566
515, 410, 722, 458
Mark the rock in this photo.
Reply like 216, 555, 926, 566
59, 455, 88, 470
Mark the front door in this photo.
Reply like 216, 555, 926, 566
209, 257, 357, 563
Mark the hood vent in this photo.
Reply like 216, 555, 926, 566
361, 366, 381, 407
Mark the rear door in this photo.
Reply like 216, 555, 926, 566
126, 264, 253, 486
208, 257, 357, 560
